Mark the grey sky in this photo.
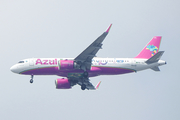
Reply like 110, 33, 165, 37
0, 0, 179, 120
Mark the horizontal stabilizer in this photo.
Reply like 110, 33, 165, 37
151, 66, 160, 71
146, 51, 164, 64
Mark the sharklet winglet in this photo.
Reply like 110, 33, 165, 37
95, 81, 101, 90
106, 24, 112, 33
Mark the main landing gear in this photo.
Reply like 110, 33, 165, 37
81, 84, 86, 90
81, 71, 89, 90
30, 75, 34, 83
83, 71, 88, 78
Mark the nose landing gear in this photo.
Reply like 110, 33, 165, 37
30, 75, 34, 83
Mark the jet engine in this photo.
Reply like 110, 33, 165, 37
55, 78, 71, 89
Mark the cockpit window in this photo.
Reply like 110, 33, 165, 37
18, 61, 24, 63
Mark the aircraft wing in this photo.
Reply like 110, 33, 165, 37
77, 80, 96, 90
76, 79, 101, 90
74, 24, 112, 70
68, 75, 101, 90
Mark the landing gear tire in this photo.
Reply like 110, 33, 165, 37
83, 71, 88, 78
30, 75, 34, 84
30, 79, 33, 83
81, 84, 86, 90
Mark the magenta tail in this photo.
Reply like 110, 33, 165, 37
135, 36, 162, 59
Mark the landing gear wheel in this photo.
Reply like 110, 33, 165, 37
30, 75, 34, 84
81, 84, 86, 90
83, 71, 88, 78
30, 79, 33, 83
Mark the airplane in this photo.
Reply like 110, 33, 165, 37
10, 24, 166, 90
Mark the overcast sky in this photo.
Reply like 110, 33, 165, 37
0, 0, 179, 120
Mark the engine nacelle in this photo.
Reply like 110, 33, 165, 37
58, 60, 80, 70
55, 78, 71, 89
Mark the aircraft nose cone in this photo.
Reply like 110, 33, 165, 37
10, 65, 17, 73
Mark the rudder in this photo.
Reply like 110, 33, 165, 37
135, 36, 162, 59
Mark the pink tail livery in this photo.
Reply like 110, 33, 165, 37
135, 36, 162, 59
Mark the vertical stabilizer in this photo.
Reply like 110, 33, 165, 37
135, 36, 162, 59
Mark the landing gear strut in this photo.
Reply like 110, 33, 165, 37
30, 75, 33, 83
81, 71, 88, 90
83, 71, 88, 78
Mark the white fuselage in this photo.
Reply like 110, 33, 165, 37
10, 57, 166, 75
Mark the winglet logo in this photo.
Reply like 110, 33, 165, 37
146, 44, 158, 56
